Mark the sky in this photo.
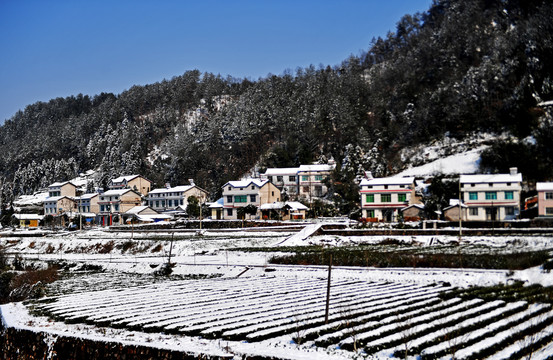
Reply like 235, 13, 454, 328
0, 0, 432, 124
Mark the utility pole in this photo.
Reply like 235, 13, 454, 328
325, 252, 332, 324
458, 179, 462, 242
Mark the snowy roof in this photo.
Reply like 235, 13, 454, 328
77, 193, 99, 200
44, 196, 71, 202
400, 204, 425, 212
209, 198, 224, 208
102, 189, 138, 196
125, 206, 158, 215
460, 173, 522, 184
360, 176, 415, 186
111, 175, 141, 183
537, 182, 553, 191
224, 179, 269, 189
259, 201, 309, 211
13, 192, 49, 206
49, 181, 76, 188
262, 168, 300, 176
148, 185, 197, 195
298, 164, 335, 172
13, 214, 44, 220
136, 214, 172, 222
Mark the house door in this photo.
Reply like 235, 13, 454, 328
383, 209, 394, 222
486, 207, 497, 221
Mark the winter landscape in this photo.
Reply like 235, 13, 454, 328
2, 0, 553, 358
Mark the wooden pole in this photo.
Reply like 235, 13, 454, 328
325, 252, 332, 324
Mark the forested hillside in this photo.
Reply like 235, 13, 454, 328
1, 0, 552, 206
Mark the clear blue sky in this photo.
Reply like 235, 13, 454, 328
0, 0, 432, 123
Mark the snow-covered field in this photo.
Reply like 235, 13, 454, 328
2, 226, 553, 359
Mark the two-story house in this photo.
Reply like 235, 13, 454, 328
359, 176, 418, 221
48, 181, 78, 198
297, 163, 335, 201
109, 175, 152, 196
98, 189, 143, 226
537, 182, 553, 217
76, 193, 100, 215
146, 185, 208, 212
460, 168, 522, 221
261, 168, 299, 199
222, 179, 280, 220
44, 196, 77, 216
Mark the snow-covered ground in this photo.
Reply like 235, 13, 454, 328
2, 226, 553, 359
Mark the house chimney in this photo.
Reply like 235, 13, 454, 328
188, 179, 195, 186
165, 183, 171, 189
509, 167, 518, 175
365, 171, 374, 180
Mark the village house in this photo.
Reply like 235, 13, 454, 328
259, 201, 309, 220
146, 184, 208, 212
359, 176, 418, 221
221, 179, 280, 220
260, 168, 300, 199
109, 175, 152, 196
76, 193, 99, 214
443, 199, 468, 221
48, 181, 78, 198
98, 189, 143, 226
537, 182, 553, 217
297, 163, 335, 201
13, 214, 43, 228
43, 196, 77, 216
123, 205, 172, 224
460, 168, 522, 221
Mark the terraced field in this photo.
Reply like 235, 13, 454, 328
30, 275, 553, 359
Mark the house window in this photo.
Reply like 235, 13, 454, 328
398, 194, 406, 202
180, 199, 184, 205
156, 201, 160, 207
546, 192, 553, 200
302, 176, 309, 181
289, 176, 296, 182
100, 205, 105, 212
384, 185, 388, 190
268, 176, 273, 182
168, 200, 172, 207
381, 194, 391, 203
471, 184, 475, 187
234, 195, 247, 203
227, 208, 233, 216
367, 209, 375, 218
489, 183, 493, 187
366, 194, 374, 203
227, 196, 233, 203
272, 191, 275, 196
469, 208, 479, 216
504, 191, 514, 200
277, 176, 283, 182
302, 186, 309, 193
114, 204, 119, 212
505, 207, 515, 216
507, 182, 511, 186
315, 175, 323, 181
228, 186, 232, 191
546, 207, 553, 215
485, 192, 497, 200
251, 186, 255, 190
469, 192, 478, 200
250, 195, 256, 202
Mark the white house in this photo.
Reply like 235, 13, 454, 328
359, 176, 418, 221
297, 163, 335, 201
460, 168, 522, 221
536, 182, 553, 217
146, 185, 208, 212
222, 179, 281, 220
260, 168, 300, 199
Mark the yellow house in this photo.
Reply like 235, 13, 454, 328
48, 181, 78, 197
109, 175, 152, 196
13, 214, 44, 228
